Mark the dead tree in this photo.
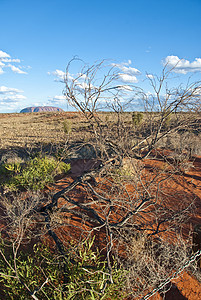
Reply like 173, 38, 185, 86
64, 58, 201, 160
0, 59, 200, 298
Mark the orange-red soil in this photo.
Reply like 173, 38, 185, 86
53, 155, 201, 299
1, 154, 201, 299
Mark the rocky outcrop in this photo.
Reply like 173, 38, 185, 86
20, 106, 64, 113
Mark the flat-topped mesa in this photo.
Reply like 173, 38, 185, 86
20, 106, 64, 113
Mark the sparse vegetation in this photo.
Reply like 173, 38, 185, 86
0, 237, 125, 299
132, 111, 144, 127
0, 155, 70, 191
63, 119, 72, 136
0, 60, 200, 299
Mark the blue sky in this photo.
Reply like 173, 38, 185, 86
0, 0, 201, 112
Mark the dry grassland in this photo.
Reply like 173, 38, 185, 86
0, 112, 85, 149
0, 111, 200, 156
0, 111, 132, 148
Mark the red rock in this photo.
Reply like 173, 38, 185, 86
20, 106, 64, 113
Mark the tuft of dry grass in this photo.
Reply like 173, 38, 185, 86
0, 112, 84, 149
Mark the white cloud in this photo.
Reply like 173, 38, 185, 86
0, 86, 23, 94
0, 50, 10, 59
76, 81, 95, 90
51, 95, 66, 101
47, 95, 66, 106
48, 69, 65, 80
163, 55, 201, 74
2, 58, 21, 63
120, 66, 140, 75
49, 68, 96, 91
112, 60, 141, 83
53, 69, 65, 77
0, 85, 26, 107
0, 101, 22, 113
112, 60, 141, 75
0, 50, 28, 75
8, 64, 27, 74
146, 74, 154, 79
113, 60, 131, 67
2, 94, 26, 103
118, 73, 138, 83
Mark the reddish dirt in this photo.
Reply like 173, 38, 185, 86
0, 155, 201, 298
52, 155, 201, 299
142, 155, 201, 299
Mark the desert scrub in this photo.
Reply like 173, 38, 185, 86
0, 156, 70, 191
132, 111, 143, 127
63, 119, 72, 135
112, 158, 143, 182
0, 238, 126, 299
163, 109, 172, 129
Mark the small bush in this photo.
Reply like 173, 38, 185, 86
0, 238, 125, 299
132, 112, 143, 127
163, 109, 172, 129
0, 156, 71, 191
63, 119, 72, 135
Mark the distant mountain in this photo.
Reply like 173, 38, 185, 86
20, 106, 64, 113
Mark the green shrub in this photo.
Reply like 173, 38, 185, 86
0, 156, 71, 191
0, 238, 126, 299
63, 119, 72, 135
132, 112, 143, 127
163, 109, 172, 129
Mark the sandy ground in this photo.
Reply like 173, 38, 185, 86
51, 155, 201, 299
0, 154, 200, 298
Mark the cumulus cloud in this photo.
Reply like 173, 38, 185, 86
48, 69, 66, 81
76, 81, 96, 91
0, 99, 24, 112
120, 66, 140, 75
112, 60, 140, 74
1, 58, 21, 63
112, 60, 141, 83
146, 74, 154, 79
0, 50, 10, 59
48, 68, 97, 93
0, 85, 26, 106
0, 86, 23, 94
1, 94, 26, 103
163, 55, 201, 74
51, 95, 66, 101
118, 73, 138, 83
47, 95, 66, 106
8, 64, 27, 74
0, 50, 27, 75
